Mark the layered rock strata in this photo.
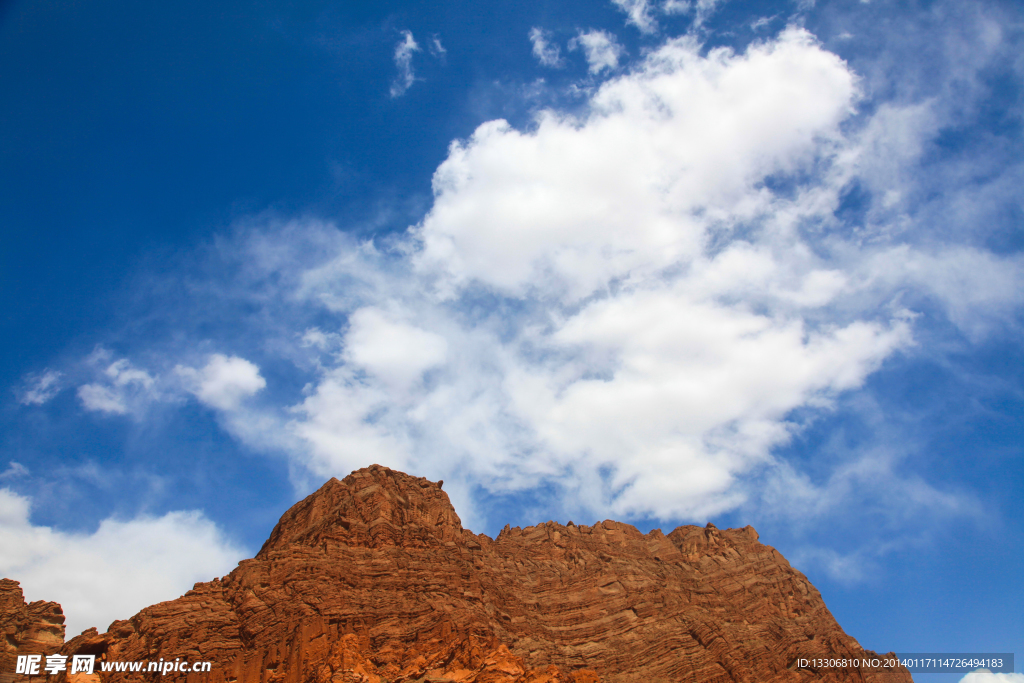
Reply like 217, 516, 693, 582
0, 579, 65, 683
9, 465, 912, 682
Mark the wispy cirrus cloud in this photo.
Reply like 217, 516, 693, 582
0, 462, 29, 481
390, 30, 421, 98
17, 370, 63, 406
428, 35, 446, 59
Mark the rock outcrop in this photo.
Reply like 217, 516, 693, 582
10, 465, 913, 682
0, 579, 65, 683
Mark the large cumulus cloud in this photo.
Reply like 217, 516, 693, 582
277, 28, 930, 521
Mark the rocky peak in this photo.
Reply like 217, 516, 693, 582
257, 464, 464, 556
0, 580, 65, 683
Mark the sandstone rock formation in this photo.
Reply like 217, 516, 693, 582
8, 465, 913, 682
0, 579, 65, 683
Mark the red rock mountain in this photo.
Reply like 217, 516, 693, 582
0, 579, 65, 683
7, 466, 912, 682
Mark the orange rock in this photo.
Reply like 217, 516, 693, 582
0, 579, 65, 683
6, 465, 912, 683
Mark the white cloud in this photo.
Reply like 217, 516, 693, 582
342, 307, 448, 392
176, 354, 266, 411
77, 384, 128, 414
261, 27, 947, 523
390, 30, 420, 98
417, 28, 858, 301
611, 0, 658, 33
0, 487, 245, 637
569, 30, 625, 74
76, 352, 157, 416
960, 674, 1024, 683
529, 27, 563, 68
662, 0, 690, 15
73, 350, 270, 419
289, 366, 414, 478
104, 358, 155, 388
18, 370, 63, 406
285, 306, 451, 481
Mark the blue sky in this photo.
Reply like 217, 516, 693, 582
1, 1, 1022, 680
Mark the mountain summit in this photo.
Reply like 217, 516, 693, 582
5, 465, 912, 682
257, 467, 465, 556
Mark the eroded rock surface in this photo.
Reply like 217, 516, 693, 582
0, 579, 65, 683
10, 465, 911, 682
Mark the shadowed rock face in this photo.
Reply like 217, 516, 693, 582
0, 579, 65, 683
7, 465, 912, 683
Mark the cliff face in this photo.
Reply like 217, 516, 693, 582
0, 579, 65, 683
8, 465, 911, 683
